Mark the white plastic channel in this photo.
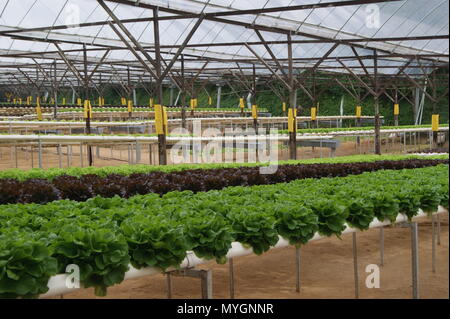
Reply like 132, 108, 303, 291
41, 206, 448, 298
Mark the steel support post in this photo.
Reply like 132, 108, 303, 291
229, 258, 235, 299
353, 232, 359, 299
380, 227, 384, 266
166, 269, 213, 299
38, 139, 43, 169
410, 222, 420, 299
432, 215, 436, 273
295, 247, 301, 293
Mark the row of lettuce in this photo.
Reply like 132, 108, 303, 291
0, 164, 448, 298
0, 154, 447, 181
0, 159, 447, 205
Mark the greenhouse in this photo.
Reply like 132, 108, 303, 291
0, 0, 448, 303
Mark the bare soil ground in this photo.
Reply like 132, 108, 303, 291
50, 214, 448, 299
0, 138, 431, 170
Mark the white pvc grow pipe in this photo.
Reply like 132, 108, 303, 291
41, 207, 448, 298
0, 134, 334, 144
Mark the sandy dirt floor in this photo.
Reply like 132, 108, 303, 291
48, 214, 448, 299
0, 137, 434, 170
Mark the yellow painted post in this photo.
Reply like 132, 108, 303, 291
311, 107, 317, 121
356, 106, 362, 118
77, 98, 82, 107
252, 104, 258, 119
282, 102, 287, 113
62, 98, 66, 106
288, 108, 296, 133
432, 114, 439, 132
84, 100, 92, 119
154, 104, 165, 135
36, 97, 43, 121
127, 100, 133, 113
208, 96, 212, 106
149, 98, 154, 108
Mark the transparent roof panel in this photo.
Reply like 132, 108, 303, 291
0, 0, 447, 80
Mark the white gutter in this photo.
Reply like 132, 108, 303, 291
0, 134, 334, 144
41, 207, 448, 298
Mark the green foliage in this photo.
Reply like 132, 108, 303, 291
0, 154, 447, 182
0, 164, 448, 298
0, 231, 57, 298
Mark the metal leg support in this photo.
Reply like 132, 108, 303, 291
352, 232, 359, 299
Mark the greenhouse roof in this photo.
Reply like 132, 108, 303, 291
0, 0, 448, 86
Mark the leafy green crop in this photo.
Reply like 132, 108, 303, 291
0, 154, 447, 182
0, 164, 447, 298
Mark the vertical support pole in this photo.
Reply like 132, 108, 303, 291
181, 55, 187, 129
228, 258, 235, 299
437, 214, 441, 246
295, 247, 301, 293
352, 232, 359, 299
200, 270, 213, 299
166, 273, 173, 299
80, 143, 84, 167
14, 146, 18, 168
252, 64, 258, 134
31, 145, 34, 168
216, 84, 222, 109
410, 222, 419, 299
53, 59, 58, 119
38, 139, 43, 169
432, 215, 436, 273
153, 7, 167, 165
133, 88, 137, 107
83, 44, 93, 166
58, 144, 62, 168
379, 227, 384, 266
373, 50, 381, 155
288, 32, 297, 160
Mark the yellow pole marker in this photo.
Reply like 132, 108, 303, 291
432, 114, 439, 132
128, 100, 133, 113
288, 108, 296, 133
13, 98, 16, 104
36, 97, 43, 121
394, 103, 400, 116
51, 98, 54, 105
208, 96, 212, 106
83, 100, 88, 119
149, 98, 154, 108
311, 107, 317, 121
77, 98, 82, 107
282, 102, 287, 113
239, 98, 245, 109
154, 104, 165, 135
18, 98, 22, 105
62, 98, 66, 106
252, 105, 258, 119
356, 106, 362, 118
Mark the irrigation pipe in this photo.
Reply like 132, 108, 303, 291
41, 206, 448, 298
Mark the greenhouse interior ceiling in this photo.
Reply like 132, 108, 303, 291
0, 0, 448, 88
